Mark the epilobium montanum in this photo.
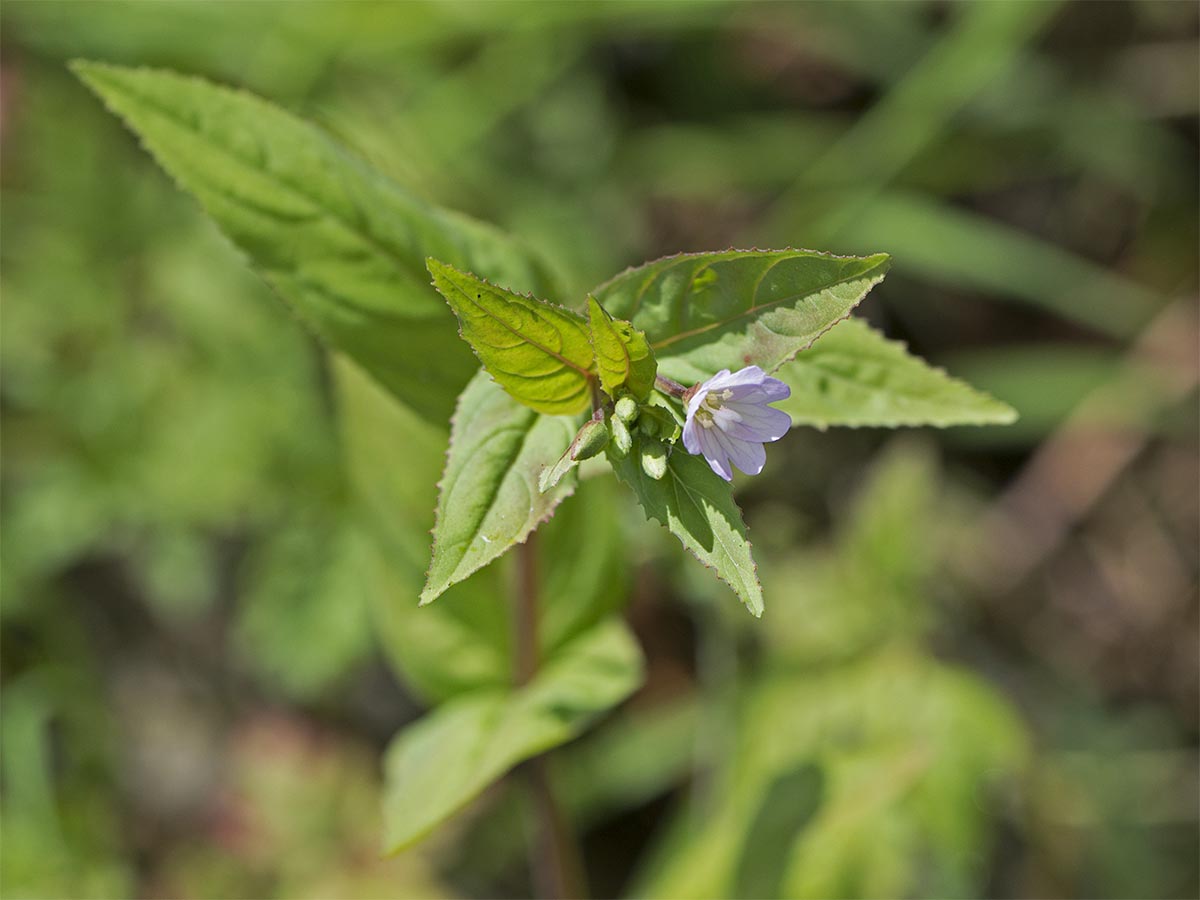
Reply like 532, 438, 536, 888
74, 61, 1018, 870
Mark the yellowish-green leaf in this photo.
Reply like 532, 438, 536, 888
428, 258, 595, 416
587, 296, 657, 400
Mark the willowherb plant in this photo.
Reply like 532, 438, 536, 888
75, 59, 1016, 877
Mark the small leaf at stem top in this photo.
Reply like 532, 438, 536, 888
428, 258, 595, 415
587, 296, 657, 400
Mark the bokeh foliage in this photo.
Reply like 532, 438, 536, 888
2, 2, 1196, 898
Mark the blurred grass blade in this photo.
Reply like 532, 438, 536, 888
768, 0, 1062, 239
839, 191, 1161, 336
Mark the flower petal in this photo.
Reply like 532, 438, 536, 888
682, 414, 703, 455
720, 401, 792, 443
726, 435, 766, 476
694, 426, 733, 481
706, 366, 766, 391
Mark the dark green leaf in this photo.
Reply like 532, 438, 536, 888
591, 249, 890, 385
610, 440, 762, 616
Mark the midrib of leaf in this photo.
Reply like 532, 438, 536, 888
85, 65, 438, 307
442, 276, 594, 380
650, 256, 888, 351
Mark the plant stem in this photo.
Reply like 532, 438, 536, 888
655, 373, 689, 398
514, 535, 587, 899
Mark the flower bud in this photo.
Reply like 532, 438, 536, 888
614, 396, 639, 424
640, 440, 668, 480
609, 414, 632, 457
572, 418, 609, 460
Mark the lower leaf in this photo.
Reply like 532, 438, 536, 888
382, 618, 644, 852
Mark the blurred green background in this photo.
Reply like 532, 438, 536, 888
1, 2, 1196, 898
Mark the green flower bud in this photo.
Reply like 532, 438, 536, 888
640, 440, 668, 480
614, 395, 639, 424
609, 414, 632, 457
572, 418, 609, 461
638, 406, 680, 442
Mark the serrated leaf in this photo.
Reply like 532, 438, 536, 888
73, 61, 556, 424
587, 296, 657, 400
591, 248, 890, 385
383, 618, 644, 852
610, 440, 762, 616
775, 318, 1017, 428
427, 258, 595, 416
421, 371, 576, 606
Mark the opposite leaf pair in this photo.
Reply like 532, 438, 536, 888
421, 252, 888, 617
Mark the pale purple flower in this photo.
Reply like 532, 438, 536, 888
682, 366, 791, 481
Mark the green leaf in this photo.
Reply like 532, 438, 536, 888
336, 361, 626, 703
774, 318, 1017, 428
421, 371, 577, 606
334, 358, 513, 702
427, 258, 595, 416
587, 296, 657, 400
382, 618, 644, 852
591, 249, 890, 385
73, 61, 557, 424
610, 440, 762, 616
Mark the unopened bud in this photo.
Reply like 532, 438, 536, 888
640, 440, 668, 480
609, 415, 632, 457
572, 419, 609, 460
614, 396, 639, 424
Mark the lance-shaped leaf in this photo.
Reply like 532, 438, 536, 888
591, 249, 890, 385
775, 318, 1018, 428
428, 258, 595, 416
421, 371, 576, 606
383, 618, 644, 851
74, 61, 557, 424
588, 296, 657, 400
611, 440, 763, 616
